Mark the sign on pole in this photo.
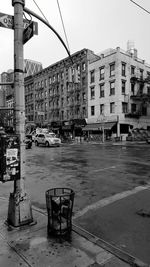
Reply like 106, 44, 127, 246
0, 12, 38, 30
23, 21, 38, 44
0, 12, 13, 29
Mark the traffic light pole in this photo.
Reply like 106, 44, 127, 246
7, 0, 34, 227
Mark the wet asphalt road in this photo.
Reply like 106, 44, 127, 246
1, 141, 150, 214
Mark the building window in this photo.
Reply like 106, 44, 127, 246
142, 106, 147, 116
147, 72, 150, 80
122, 102, 128, 113
61, 110, 64, 120
100, 83, 104, 98
110, 81, 115, 95
44, 79, 47, 87
91, 106, 95, 116
110, 63, 115, 77
122, 80, 126, 95
140, 69, 143, 79
131, 103, 136, 113
82, 107, 86, 117
90, 86, 95, 99
147, 86, 150, 95
99, 67, 105, 80
82, 76, 86, 86
67, 96, 69, 104
131, 66, 135, 75
61, 97, 64, 107
121, 62, 126, 76
139, 84, 143, 95
61, 84, 64, 94
82, 92, 86, 101
131, 83, 135, 95
100, 104, 104, 115
90, 70, 95, 83
110, 102, 115, 113
82, 62, 86, 71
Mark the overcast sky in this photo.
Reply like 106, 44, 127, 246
0, 0, 150, 74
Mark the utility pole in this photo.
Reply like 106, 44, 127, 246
7, 0, 34, 227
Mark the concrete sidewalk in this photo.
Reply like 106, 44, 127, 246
74, 186, 150, 267
0, 197, 130, 267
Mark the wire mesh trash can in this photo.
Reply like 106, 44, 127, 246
45, 188, 75, 236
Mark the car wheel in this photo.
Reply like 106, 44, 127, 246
45, 141, 49, 147
35, 140, 39, 146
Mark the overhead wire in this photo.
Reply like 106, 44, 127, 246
130, 0, 150, 15
31, 0, 72, 63
32, 0, 49, 23
56, 0, 71, 53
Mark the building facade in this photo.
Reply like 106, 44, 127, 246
85, 46, 150, 140
0, 60, 43, 130
26, 48, 99, 137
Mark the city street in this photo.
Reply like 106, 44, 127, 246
1, 141, 150, 265
1, 141, 150, 213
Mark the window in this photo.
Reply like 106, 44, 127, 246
110, 63, 115, 77
61, 110, 64, 120
121, 62, 126, 76
100, 104, 104, 115
131, 83, 135, 95
110, 102, 115, 113
82, 107, 86, 117
142, 106, 147, 116
82, 76, 86, 86
90, 86, 95, 99
122, 102, 128, 113
147, 72, 150, 79
44, 79, 47, 87
131, 66, 135, 75
61, 84, 64, 94
131, 103, 136, 113
139, 84, 143, 95
140, 69, 143, 79
82, 62, 86, 71
100, 83, 104, 98
147, 86, 150, 95
67, 96, 69, 104
66, 110, 69, 119
110, 81, 115, 95
82, 92, 86, 101
91, 106, 95, 116
90, 70, 95, 83
100, 67, 105, 80
61, 97, 64, 107
122, 80, 126, 95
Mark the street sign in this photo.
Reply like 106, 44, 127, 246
0, 12, 13, 29
0, 12, 37, 30
23, 21, 38, 44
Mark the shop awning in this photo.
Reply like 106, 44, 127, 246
82, 122, 116, 131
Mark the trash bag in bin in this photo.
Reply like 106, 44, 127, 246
45, 188, 75, 236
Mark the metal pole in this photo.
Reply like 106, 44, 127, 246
7, 0, 34, 227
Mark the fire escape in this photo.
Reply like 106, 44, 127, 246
125, 72, 150, 118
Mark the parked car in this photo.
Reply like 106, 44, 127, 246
34, 133, 61, 147
25, 134, 32, 149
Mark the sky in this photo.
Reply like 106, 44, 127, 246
0, 0, 150, 74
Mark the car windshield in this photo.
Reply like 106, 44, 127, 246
46, 133, 56, 138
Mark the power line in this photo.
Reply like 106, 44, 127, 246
32, 0, 49, 23
130, 0, 150, 15
56, 0, 70, 53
